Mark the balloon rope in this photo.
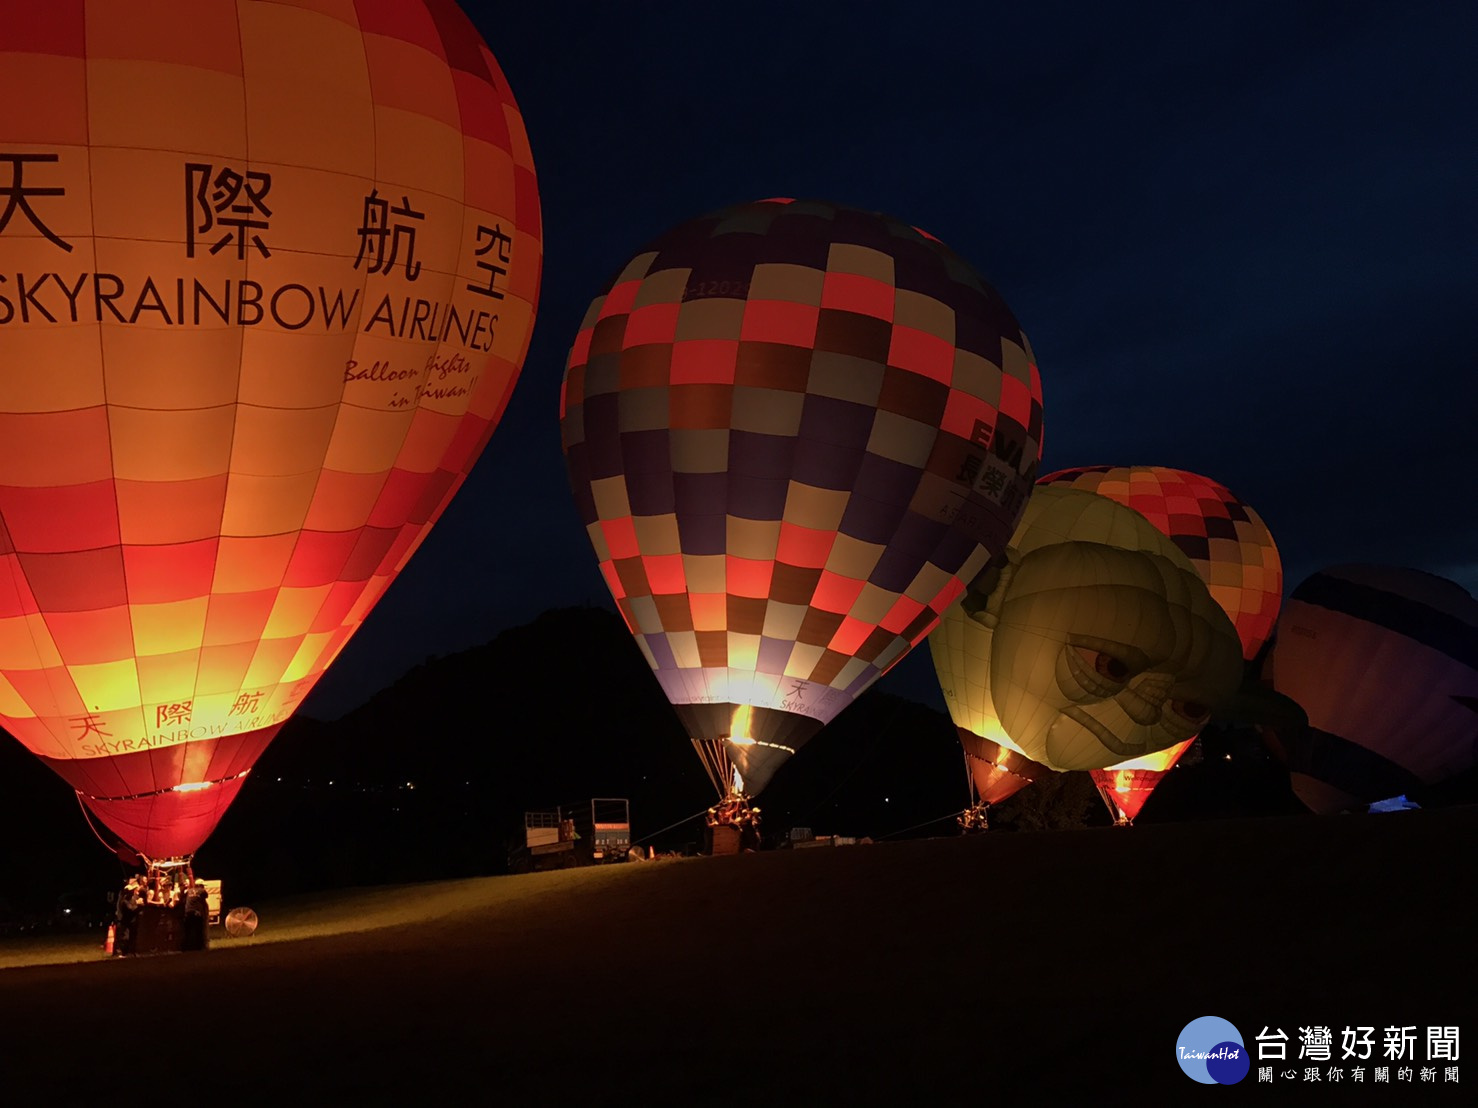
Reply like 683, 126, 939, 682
876, 809, 967, 841
691, 740, 730, 798
633, 805, 711, 847
74, 791, 127, 858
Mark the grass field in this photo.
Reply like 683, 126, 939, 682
1, 808, 1472, 1105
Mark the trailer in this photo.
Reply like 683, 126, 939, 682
508, 800, 633, 872
509, 809, 579, 872
587, 798, 632, 863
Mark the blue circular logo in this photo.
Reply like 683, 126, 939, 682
1176, 1017, 1248, 1084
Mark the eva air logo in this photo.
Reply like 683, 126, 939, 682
1177, 1016, 1250, 1084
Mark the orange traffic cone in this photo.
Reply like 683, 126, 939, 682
104, 922, 115, 956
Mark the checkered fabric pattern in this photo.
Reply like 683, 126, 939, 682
0, 0, 541, 857
1041, 466, 1282, 661
1039, 466, 1282, 801
562, 199, 1041, 741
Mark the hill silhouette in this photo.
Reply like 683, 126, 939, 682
10, 603, 1472, 914
204, 606, 984, 901
2, 608, 984, 909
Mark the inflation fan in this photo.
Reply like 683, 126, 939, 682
223, 908, 259, 939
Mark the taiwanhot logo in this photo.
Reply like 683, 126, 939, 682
1176, 1016, 1250, 1084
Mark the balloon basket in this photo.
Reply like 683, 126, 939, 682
710, 825, 742, 855
704, 794, 761, 854
957, 803, 992, 832
705, 794, 760, 830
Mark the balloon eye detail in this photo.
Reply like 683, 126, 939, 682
1095, 654, 1131, 682
1172, 699, 1210, 722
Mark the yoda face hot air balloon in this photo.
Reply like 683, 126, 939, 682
1040, 466, 1283, 821
0, 0, 541, 863
932, 486, 1243, 772
1264, 565, 1478, 813
561, 199, 1042, 807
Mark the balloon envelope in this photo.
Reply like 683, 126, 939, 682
1264, 565, 1478, 813
0, 0, 541, 857
1040, 466, 1283, 819
930, 486, 1244, 772
1041, 466, 1281, 660
561, 199, 1042, 795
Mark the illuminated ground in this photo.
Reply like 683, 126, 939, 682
1, 808, 1470, 1104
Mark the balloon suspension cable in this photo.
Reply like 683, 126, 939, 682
74, 791, 133, 860
139, 855, 195, 884
957, 750, 989, 829
1092, 780, 1135, 828
691, 738, 737, 799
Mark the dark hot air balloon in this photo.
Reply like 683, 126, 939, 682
1264, 565, 1478, 813
561, 199, 1042, 826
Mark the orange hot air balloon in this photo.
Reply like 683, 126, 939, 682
1039, 466, 1282, 823
0, 0, 541, 862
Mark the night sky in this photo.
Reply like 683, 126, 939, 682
304, 0, 1478, 719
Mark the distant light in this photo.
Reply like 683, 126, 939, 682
172, 781, 213, 793
63, 908, 71, 914
1224, 754, 1232, 761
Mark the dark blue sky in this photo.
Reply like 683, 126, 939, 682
305, 0, 1478, 718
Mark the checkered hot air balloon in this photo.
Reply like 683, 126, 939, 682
561, 199, 1042, 801
1263, 566, 1478, 813
1039, 466, 1282, 823
0, 0, 541, 861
